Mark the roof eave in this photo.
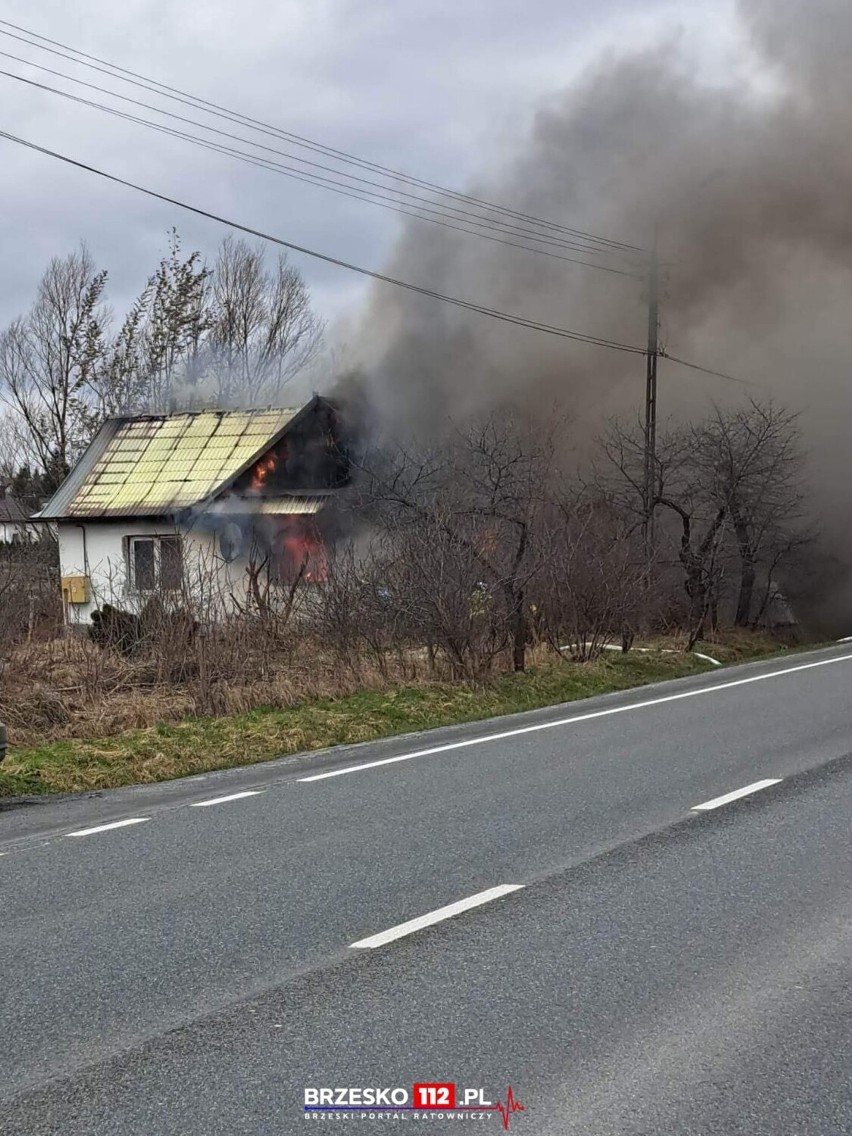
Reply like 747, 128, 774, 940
43, 511, 176, 524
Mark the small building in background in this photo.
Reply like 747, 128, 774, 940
0, 481, 38, 544
760, 583, 800, 643
35, 396, 351, 630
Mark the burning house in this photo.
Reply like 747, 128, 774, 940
37, 396, 351, 628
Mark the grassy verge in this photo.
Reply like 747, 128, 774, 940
0, 638, 805, 798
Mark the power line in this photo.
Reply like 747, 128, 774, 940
0, 46, 639, 265
0, 128, 649, 355
660, 351, 750, 386
0, 127, 745, 387
0, 18, 645, 256
0, 63, 643, 279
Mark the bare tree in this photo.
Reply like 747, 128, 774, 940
600, 399, 811, 643
207, 237, 323, 405
535, 490, 649, 659
364, 410, 562, 672
100, 229, 211, 414
600, 419, 727, 646
389, 508, 508, 677
94, 289, 150, 418
0, 414, 22, 479
143, 230, 211, 407
690, 400, 808, 627
0, 246, 108, 491
0, 533, 61, 649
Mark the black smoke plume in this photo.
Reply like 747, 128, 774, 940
349, 0, 852, 628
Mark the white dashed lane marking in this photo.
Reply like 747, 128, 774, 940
691, 779, 782, 812
189, 790, 266, 807
66, 818, 150, 837
350, 884, 525, 949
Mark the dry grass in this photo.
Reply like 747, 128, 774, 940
0, 632, 434, 748
0, 629, 805, 799
2, 649, 722, 796
0, 629, 795, 750
638, 628, 789, 663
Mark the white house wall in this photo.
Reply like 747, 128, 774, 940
57, 520, 252, 629
0, 521, 39, 543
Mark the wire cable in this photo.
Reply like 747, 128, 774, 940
0, 18, 644, 255
0, 128, 743, 385
0, 62, 641, 266
0, 128, 649, 355
0, 66, 643, 280
660, 351, 751, 386
0, 48, 639, 264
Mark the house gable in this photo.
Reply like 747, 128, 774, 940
215, 397, 350, 504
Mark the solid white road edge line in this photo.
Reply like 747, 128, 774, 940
691, 779, 783, 811
67, 818, 150, 837
299, 652, 852, 782
350, 884, 525, 949
189, 790, 265, 807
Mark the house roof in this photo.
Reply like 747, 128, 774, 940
0, 491, 31, 524
38, 406, 307, 520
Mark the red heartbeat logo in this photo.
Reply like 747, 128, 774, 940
492, 1086, 524, 1130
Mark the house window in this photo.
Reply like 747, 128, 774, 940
128, 535, 183, 592
160, 536, 183, 590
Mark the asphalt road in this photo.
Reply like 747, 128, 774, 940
2, 644, 852, 1134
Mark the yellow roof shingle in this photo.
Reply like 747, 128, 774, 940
41, 408, 300, 519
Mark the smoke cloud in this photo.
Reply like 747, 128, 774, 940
349, 0, 852, 627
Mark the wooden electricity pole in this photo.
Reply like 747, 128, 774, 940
642, 232, 659, 559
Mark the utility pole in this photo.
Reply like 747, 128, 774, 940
642, 230, 659, 560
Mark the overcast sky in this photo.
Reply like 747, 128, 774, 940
0, 0, 744, 335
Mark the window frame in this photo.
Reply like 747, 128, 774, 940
126, 534, 184, 594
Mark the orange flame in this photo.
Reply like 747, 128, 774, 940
280, 521, 327, 583
249, 452, 278, 492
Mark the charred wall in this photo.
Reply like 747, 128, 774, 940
234, 399, 351, 498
